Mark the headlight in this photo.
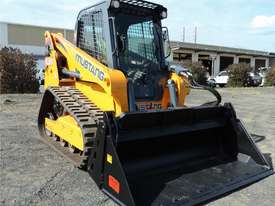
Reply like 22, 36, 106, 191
112, 0, 120, 8
161, 11, 167, 19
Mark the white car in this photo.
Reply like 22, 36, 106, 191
214, 71, 229, 87
259, 67, 271, 86
38, 69, 44, 85
36, 59, 45, 85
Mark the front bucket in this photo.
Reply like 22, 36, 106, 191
88, 103, 273, 206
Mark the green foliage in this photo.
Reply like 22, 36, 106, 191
265, 67, 275, 86
0, 47, 39, 93
227, 63, 251, 87
178, 60, 207, 85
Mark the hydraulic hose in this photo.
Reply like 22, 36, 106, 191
169, 65, 222, 106
188, 78, 222, 106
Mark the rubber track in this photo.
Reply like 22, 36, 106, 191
42, 86, 104, 169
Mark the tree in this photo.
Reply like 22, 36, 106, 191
227, 63, 251, 87
0, 47, 39, 93
265, 67, 275, 86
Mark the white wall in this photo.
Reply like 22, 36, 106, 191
0, 22, 8, 48
0, 23, 45, 75
265, 58, 270, 68
251, 57, 256, 68
8, 44, 45, 56
192, 52, 199, 62
1, 23, 45, 55
213, 55, 220, 77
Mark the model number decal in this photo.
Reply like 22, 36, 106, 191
75, 54, 105, 81
138, 103, 162, 111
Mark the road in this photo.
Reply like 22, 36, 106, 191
1, 87, 275, 206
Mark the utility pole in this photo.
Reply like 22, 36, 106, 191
183, 27, 185, 42
194, 26, 197, 44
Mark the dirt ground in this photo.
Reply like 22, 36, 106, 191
1, 87, 275, 206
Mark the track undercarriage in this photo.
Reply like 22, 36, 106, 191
38, 86, 104, 169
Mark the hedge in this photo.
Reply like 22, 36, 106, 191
227, 63, 251, 87
0, 47, 39, 93
265, 67, 275, 86
175, 60, 207, 85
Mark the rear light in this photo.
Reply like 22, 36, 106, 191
108, 175, 120, 194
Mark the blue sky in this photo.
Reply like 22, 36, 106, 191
0, 0, 274, 52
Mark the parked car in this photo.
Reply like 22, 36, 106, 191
207, 78, 216, 87
38, 68, 44, 85
246, 72, 262, 87
211, 71, 229, 87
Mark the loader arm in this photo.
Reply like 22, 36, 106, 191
44, 31, 129, 115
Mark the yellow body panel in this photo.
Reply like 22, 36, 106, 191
44, 32, 128, 116
44, 32, 60, 88
44, 31, 190, 115
171, 73, 190, 107
43, 31, 190, 149
135, 74, 190, 110
75, 81, 115, 112
45, 116, 84, 151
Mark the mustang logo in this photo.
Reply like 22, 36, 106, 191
75, 54, 105, 81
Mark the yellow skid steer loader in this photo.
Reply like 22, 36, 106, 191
38, 0, 273, 205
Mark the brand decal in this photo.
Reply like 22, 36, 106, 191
75, 54, 105, 81
137, 103, 162, 111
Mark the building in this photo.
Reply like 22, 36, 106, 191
1, 21, 275, 77
171, 41, 275, 76
0, 21, 74, 70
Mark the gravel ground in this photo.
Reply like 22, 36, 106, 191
0, 87, 274, 206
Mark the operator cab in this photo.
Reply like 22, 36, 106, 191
76, 0, 169, 104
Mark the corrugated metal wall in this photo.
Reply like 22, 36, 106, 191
7, 24, 74, 46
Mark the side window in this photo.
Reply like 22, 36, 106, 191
78, 10, 107, 65
127, 21, 157, 63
